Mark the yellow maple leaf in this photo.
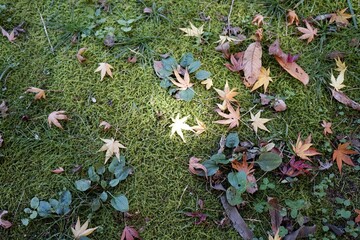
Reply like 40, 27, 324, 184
330, 70, 346, 92
251, 67, 273, 92
71, 217, 98, 240
249, 111, 271, 134
329, 8, 352, 26
94, 63, 113, 81
179, 22, 203, 38
334, 57, 347, 72
169, 114, 194, 143
292, 134, 321, 161
214, 81, 239, 111
201, 78, 213, 90
191, 118, 206, 135
99, 138, 126, 164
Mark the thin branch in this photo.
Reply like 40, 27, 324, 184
227, 0, 235, 29
347, 0, 358, 29
39, 11, 54, 54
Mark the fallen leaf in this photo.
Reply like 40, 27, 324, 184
214, 81, 239, 111
255, 28, 263, 41
0, 101, 8, 118
287, 10, 299, 26
281, 156, 313, 177
225, 52, 244, 72
71, 217, 98, 240
76, 48, 87, 63
355, 209, 360, 223
51, 167, 64, 174
215, 35, 243, 45
268, 197, 282, 235
48, 111, 68, 129
143, 7, 153, 14
184, 212, 208, 225
99, 138, 126, 164
252, 14, 264, 27
286, 53, 300, 63
171, 69, 194, 91
120, 226, 140, 240
191, 118, 206, 135
243, 41, 262, 87
232, 155, 257, 194
317, 159, 333, 170
332, 142, 358, 174
26, 87, 46, 100
99, 121, 111, 131
1, 27, 16, 42
331, 89, 360, 111
321, 120, 333, 135
292, 134, 321, 161
330, 70, 346, 92
0, 134, 3, 147
284, 225, 316, 240
251, 67, 273, 92
201, 78, 213, 90
94, 63, 113, 81
273, 99, 287, 112
269, 39, 309, 85
127, 56, 137, 63
189, 157, 207, 177
297, 20, 317, 43
169, 114, 194, 143
214, 104, 240, 129
329, 8, 352, 26
0, 210, 12, 229
268, 231, 282, 240
179, 22, 204, 38
334, 57, 347, 72
249, 111, 271, 134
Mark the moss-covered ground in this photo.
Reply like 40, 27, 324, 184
0, 0, 359, 239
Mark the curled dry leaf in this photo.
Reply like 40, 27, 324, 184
331, 89, 360, 111
201, 78, 213, 90
99, 121, 111, 131
225, 52, 244, 72
127, 56, 137, 63
243, 41, 262, 87
94, 63, 113, 81
26, 87, 46, 100
269, 39, 309, 85
297, 20, 318, 43
51, 167, 65, 174
273, 99, 287, 112
268, 197, 282, 235
255, 28, 263, 41
0, 210, 12, 229
189, 156, 207, 177
1, 27, 16, 43
252, 14, 264, 27
321, 120, 332, 135
76, 48, 87, 63
184, 212, 208, 225
287, 10, 299, 26
0, 101, 8, 118
48, 111, 68, 129
329, 8, 352, 26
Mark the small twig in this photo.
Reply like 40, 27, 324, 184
347, 0, 358, 29
176, 185, 189, 209
39, 11, 54, 54
227, 0, 235, 29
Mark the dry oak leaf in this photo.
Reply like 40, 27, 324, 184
76, 47, 87, 63
94, 62, 113, 81
189, 156, 208, 177
292, 134, 321, 161
201, 78, 213, 90
214, 81, 239, 111
321, 120, 333, 136
121, 225, 140, 240
332, 142, 358, 174
252, 14, 264, 27
331, 89, 360, 111
0, 210, 12, 229
71, 217, 98, 240
355, 209, 360, 223
179, 22, 204, 38
329, 8, 352, 26
249, 110, 271, 134
171, 69, 194, 90
1, 27, 15, 43
48, 111, 68, 129
99, 121, 111, 131
330, 70, 346, 92
169, 114, 194, 143
192, 118, 206, 135
334, 57, 347, 72
251, 67, 273, 92
243, 41, 262, 87
99, 138, 126, 164
287, 10, 299, 26
26, 87, 46, 100
214, 104, 240, 129
297, 20, 318, 43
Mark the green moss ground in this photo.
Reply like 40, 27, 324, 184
0, 0, 359, 239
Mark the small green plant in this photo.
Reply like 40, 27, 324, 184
259, 178, 275, 190
344, 221, 360, 238
313, 173, 335, 198
117, 16, 142, 33
285, 199, 307, 219
335, 197, 352, 219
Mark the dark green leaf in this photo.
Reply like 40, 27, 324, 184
108, 156, 125, 173
160, 79, 172, 88
111, 194, 129, 212
161, 57, 177, 71
115, 166, 132, 180
226, 186, 243, 206
178, 88, 195, 101
195, 70, 211, 80
91, 198, 101, 212
180, 53, 194, 67
210, 153, 229, 164
256, 152, 282, 171
29, 211, 37, 219
88, 166, 100, 182
226, 132, 240, 148
30, 197, 39, 209
188, 60, 201, 73
37, 201, 52, 217
100, 192, 108, 202
96, 165, 106, 175
228, 171, 247, 191
201, 160, 219, 176
49, 199, 59, 208
75, 179, 91, 192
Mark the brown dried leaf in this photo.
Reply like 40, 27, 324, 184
214, 81, 239, 111
273, 99, 287, 112
321, 120, 333, 136
48, 111, 68, 129
214, 104, 240, 129
225, 53, 244, 72
189, 157, 207, 177
1, 27, 16, 42
26, 87, 46, 100
331, 89, 360, 111
292, 134, 321, 161
332, 142, 358, 174
0, 210, 12, 229
51, 167, 65, 174
99, 121, 111, 131
297, 21, 318, 43
243, 41, 262, 87
268, 197, 283, 235
287, 10, 299, 26
76, 48, 87, 63
252, 14, 264, 27
0, 101, 8, 118
120, 226, 140, 240
329, 8, 352, 26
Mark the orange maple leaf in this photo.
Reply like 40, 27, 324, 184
292, 134, 321, 161
214, 104, 240, 129
214, 81, 239, 111
329, 8, 352, 26
332, 142, 358, 174
231, 155, 255, 176
297, 21, 317, 43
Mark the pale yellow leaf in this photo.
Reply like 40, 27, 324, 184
192, 118, 206, 135
71, 217, 98, 240
179, 22, 204, 38
330, 70, 346, 91
169, 114, 194, 143
99, 138, 126, 164
94, 63, 113, 81
249, 111, 271, 134
251, 67, 273, 92
201, 78, 213, 90
334, 57, 347, 72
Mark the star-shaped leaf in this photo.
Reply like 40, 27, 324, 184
26, 87, 46, 100
251, 67, 273, 92
170, 69, 194, 91
334, 57, 347, 72
1, 27, 16, 43
94, 62, 113, 81
71, 217, 98, 240
330, 70, 346, 92
215, 35, 242, 45
214, 81, 239, 111
191, 118, 206, 135
321, 120, 332, 136
201, 78, 213, 90
287, 10, 299, 26
249, 111, 271, 134
99, 138, 126, 164
214, 104, 240, 129
169, 114, 194, 143
225, 52, 244, 72
48, 111, 68, 129
120, 226, 140, 240
329, 8, 352, 26
297, 21, 317, 43
292, 134, 321, 161
332, 142, 358, 174
179, 22, 204, 38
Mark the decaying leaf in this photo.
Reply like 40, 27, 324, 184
355, 209, 360, 223
332, 142, 358, 174
225, 52, 244, 72
1, 27, 16, 43
284, 225, 316, 240
273, 99, 287, 112
76, 47, 87, 63
249, 111, 271, 134
281, 156, 313, 177
297, 21, 318, 43
120, 225, 140, 240
214, 81, 239, 111
334, 58, 347, 72
243, 41, 262, 87
292, 134, 321, 161
331, 89, 360, 111
251, 67, 273, 92
171, 69, 194, 91
51, 167, 64, 174
26, 87, 46, 100
71, 217, 98, 240
0, 101, 9, 118
99, 138, 126, 164
269, 39, 309, 85
329, 8, 352, 26
94, 62, 113, 81
169, 114, 194, 143
252, 14, 264, 27
189, 157, 207, 178
268, 231, 282, 240
215, 35, 243, 45
321, 120, 333, 136
268, 197, 282, 235
0, 210, 12, 229
287, 10, 299, 26
191, 118, 206, 135
330, 70, 346, 92
99, 121, 111, 131
48, 111, 68, 129
184, 212, 208, 225
179, 22, 204, 38
201, 78, 213, 90
214, 104, 240, 129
